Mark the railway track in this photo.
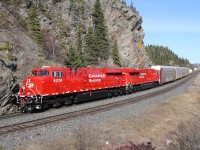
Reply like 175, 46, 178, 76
0, 72, 198, 136
0, 112, 22, 120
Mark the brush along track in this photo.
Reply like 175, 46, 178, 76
0, 112, 22, 120
0, 73, 197, 136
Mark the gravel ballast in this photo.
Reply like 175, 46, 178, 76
0, 73, 198, 149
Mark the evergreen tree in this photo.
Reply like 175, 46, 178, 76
112, 38, 121, 67
122, 0, 126, 5
28, 5, 42, 43
130, 0, 136, 12
66, 26, 86, 68
66, 46, 82, 68
92, 0, 109, 60
84, 27, 97, 64
77, 25, 82, 54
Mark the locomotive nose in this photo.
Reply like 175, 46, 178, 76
19, 77, 35, 96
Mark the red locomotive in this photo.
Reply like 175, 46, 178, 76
18, 66, 159, 112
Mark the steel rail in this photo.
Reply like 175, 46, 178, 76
0, 112, 22, 120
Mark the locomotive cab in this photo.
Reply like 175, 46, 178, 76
19, 69, 50, 96
18, 66, 69, 112
18, 67, 51, 112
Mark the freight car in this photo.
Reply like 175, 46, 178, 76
151, 65, 176, 84
151, 65, 190, 84
175, 67, 183, 80
181, 67, 190, 77
18, 67, 159, 112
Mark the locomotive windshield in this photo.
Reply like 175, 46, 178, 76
32, 70, 49, 76
38, 70, 49, 76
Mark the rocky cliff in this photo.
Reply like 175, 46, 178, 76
0, 59, 19, 114
0, 0, 150, 114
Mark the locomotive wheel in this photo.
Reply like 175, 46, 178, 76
53, 102, 61, 107
21, 106, 31, 113
108, 92, 112, 98
74, 97, 78, 103
65, 99, 73, 105
133, 87, 137, 93
21, 107, 25, 113
129, 89, 133, 94
119, 89, 123, 95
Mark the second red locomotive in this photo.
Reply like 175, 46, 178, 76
18, 66, 159, 112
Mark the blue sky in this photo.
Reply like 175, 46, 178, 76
126, 0, 200, 64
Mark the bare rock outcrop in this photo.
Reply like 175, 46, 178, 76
0, 59, 19, 114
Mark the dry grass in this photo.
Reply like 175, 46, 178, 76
72, 124, 100, 150
15, 74, 200, 150
166, 121, 200, 150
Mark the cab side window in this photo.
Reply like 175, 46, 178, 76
52, 71, 62, 77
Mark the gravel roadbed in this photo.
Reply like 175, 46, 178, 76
0, 74, 198, 149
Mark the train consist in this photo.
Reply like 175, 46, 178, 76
18, 66, 191, 112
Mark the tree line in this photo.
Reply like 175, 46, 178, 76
146, 45, 191, 68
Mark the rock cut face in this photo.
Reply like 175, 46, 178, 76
0, 60, 19, 114
101, 0, 150, 68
